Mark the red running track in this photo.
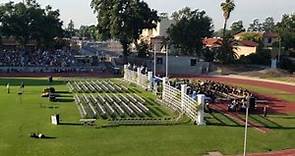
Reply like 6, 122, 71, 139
189, 76, 295, 114
248, 149, 295, 156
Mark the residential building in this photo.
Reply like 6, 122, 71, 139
234, 32, 279, 47
202, 37, 258, 58
140, 17, 175, 52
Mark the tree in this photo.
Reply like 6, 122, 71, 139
136, 40, 149, 57
275, 14, 295, 50
263, 17, 275, 32
65, 20, 76, 38
201, 47, 216, 62
230, 20, 245, 35
91, 0, 159, 63
78, 25, 99, 40
167, 8, 213, 56
216, 38, 238, 64
247, 19, 263, 32
0, 1, 64, 48
220, 0, 235, 38
171, 7, 193, 22
213, 28, 231, 38
239, 32, 263, 43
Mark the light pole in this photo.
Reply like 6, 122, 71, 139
243, 101, 249, 156
153, 48, 157, 77
166, 46, 169, 78
278, 37, 282, 63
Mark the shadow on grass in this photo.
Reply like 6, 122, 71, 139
153, 106, 169, 116
0, 78, 65, 86
55, 98, 74, 103
55, 95, 73, 98
206, 111, 242, 127
55, 91, 71, 94
59, 122, 82, 126
42, 136, 57, 139
147, 106, 163, 118
250, 115, 281, 128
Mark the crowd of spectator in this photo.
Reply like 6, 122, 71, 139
169, 79, 255, 112
0, 49, 24, 66
0, 49, 77, 67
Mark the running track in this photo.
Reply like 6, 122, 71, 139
185, 75, 295, 114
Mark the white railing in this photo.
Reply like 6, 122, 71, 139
162, 78, 205, 125
123, 64, 205, 125
123, 65, 152, 90
162, 84, 182, 111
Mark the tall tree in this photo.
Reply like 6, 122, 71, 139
220, 0, 235, 38
262, 17, 275, 32
230, 20, 245, 35
167, 8, 213, 56
65, 20, 76, 38
247, 19, 263, 32
91, 0, 159, 63
276, 14, 295, 50
0, 1, 63, 48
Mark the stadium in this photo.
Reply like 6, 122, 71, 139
0, 0, 295, 156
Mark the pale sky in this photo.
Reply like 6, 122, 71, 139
2, 0, 295, 30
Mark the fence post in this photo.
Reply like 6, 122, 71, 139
147, 71, 153, 91
123, 65, 128, 80
197, 94, 206, 125
162, 77, 168, 100
181, 84, 187, 112
137, 67, 141, 85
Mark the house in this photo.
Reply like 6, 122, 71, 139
202, 37, 258, 58
234, 32, 279, 47
233, 40, 258, 57
263, 32, 279, 47
202, 37, 223, 48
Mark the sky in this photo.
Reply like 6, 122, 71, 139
1, 0, 295, 30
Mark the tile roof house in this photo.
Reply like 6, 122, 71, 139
234, 32, 279, 47
202, 37, 258, 58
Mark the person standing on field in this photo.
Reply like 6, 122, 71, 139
6, 83, 10, 94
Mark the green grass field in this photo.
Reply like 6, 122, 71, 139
0, 77, 294, 156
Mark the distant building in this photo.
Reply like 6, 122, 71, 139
233, 40, 258, 57
140, 17, 175, 53
234, 32, 279, 47
202, 37, 258, 58
262, 32, 279, 47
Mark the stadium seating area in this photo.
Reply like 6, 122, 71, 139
0, 49, 77, 67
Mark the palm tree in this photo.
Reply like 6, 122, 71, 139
221, 0, 235, 38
